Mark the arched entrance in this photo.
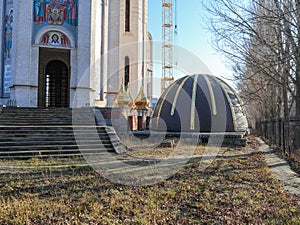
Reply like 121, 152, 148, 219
45, 60, 69, 107
38, 48, 70, 108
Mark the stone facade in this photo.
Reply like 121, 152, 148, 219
0, 0, 152, 108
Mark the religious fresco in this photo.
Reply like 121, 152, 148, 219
40, 31, 70, 47
2, 0, 13, 96
33, 0, 78, 46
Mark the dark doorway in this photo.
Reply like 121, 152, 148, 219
38, 48, 70, 108
44, 60, 69, 107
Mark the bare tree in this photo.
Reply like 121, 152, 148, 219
202, 0, 284, 115
202, 0, 300, 151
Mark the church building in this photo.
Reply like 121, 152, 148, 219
0, 0, 153, 108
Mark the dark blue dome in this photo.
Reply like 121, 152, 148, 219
152, 74, 248, 133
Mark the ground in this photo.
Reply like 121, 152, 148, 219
0, 136, 299, 224
257, 138, 300, 197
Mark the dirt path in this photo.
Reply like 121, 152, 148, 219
257, 137, 300, 197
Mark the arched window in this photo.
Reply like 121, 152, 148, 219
124, 57, 130, 89
125, 0, 130, 32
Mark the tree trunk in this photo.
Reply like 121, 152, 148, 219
293, 0, 300, 154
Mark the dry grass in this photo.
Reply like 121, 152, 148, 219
0, 137, 299, 224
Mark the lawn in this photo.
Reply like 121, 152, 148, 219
0, 136, 299, 224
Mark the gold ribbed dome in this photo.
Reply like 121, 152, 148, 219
114, 84, 132, 107
134, 86, 149, 110
152, 74, 249, 133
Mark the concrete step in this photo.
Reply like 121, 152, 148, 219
0, 144, 115, 157
0, 107, 122, 158
0, 147, 114, 154
0, 139, 111, 145
0, 126, 107, 131
0, 150, 115, 159
0, 107, 98, 126
0, 140, 111, 151
0, 130, 109, 135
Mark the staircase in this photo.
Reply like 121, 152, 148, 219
0, 107, 124, 159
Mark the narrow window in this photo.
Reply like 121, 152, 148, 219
125, 57, 130, 89
125, 0, 130, 32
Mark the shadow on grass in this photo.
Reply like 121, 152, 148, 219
0, 150, 267, 201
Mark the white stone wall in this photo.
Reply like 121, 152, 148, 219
0, 0, 152, 108
9, 0, 97, 108
9, 0, 100, 108
104, 0, 151, 107
124, 0, 142, 99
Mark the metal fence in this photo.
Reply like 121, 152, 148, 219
256, 119, 300, 162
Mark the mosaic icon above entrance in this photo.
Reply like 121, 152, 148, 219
33, 0, 78, 46
40, 31, 70, 47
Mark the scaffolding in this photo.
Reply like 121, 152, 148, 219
161, 0, 174, 93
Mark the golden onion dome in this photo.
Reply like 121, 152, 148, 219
134, 86, 149, 110
114, 84, 132, 107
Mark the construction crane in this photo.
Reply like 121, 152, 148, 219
161, 0, 175, 93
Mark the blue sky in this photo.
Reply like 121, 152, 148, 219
148, 0, 234, 96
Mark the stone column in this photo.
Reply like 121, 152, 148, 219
74, 0, 92, 107
30, 46, 39, 107
10, 1, 33, 106
69, 45, 78, 108
90, 0, 102, 106
98, 0, 109, 107
72, 0, 102, 108
106, 0, 120, 107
